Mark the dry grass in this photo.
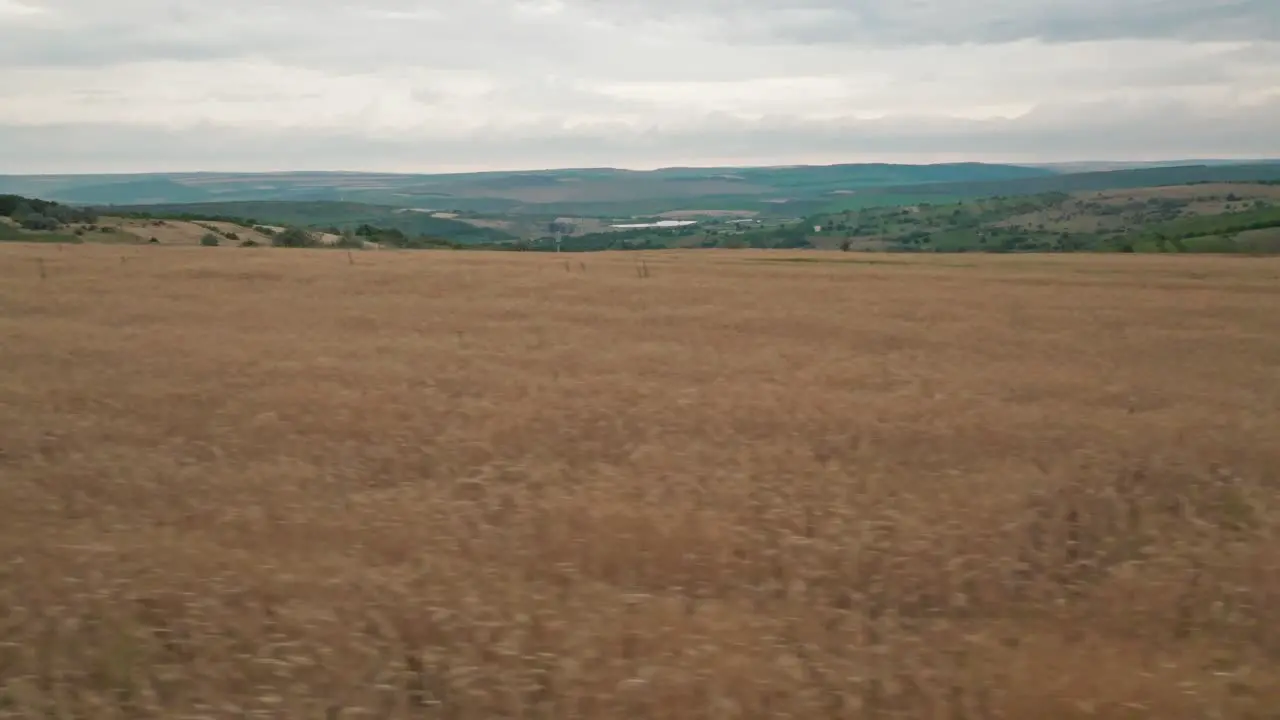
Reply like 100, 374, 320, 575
3, 245, 1280, 719
80, 218, 277, 246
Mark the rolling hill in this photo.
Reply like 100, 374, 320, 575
807, 163, 1280, 214
794, 182, 1280, 253
0, 163, 1060, 216
4, 161, 1280, 220
106, 201, 517, 244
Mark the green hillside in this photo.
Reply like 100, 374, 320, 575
797, 182, 1280, 253
530, 181, 1280, 254
108, 201, 516, 244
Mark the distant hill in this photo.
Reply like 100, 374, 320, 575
791, 181, 1280, 254
871, 163, 1280, 201
5, 161, 1278, 221
791, 163, 1280, 215
0, 163, 1058, 216
1025, 159, 1280, 173
39, 177, 218, 205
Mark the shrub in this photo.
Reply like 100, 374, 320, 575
271, 226, 316, 248
20, 214, 60, 231
239, 239, 260, 248
200, 233, 221, 247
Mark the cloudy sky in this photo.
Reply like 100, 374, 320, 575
1, 0, 1278, 173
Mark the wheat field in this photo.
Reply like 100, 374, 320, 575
2, 244, 1280, 719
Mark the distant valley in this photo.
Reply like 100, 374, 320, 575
4, 159, 1280, 253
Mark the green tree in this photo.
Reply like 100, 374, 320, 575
19, 214, 60, 231
272, 226, 316, 248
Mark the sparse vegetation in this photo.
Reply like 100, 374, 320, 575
2, 247, 1280, 718
786, 183, 1280, 254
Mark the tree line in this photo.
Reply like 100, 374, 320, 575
0, 195, 98, 231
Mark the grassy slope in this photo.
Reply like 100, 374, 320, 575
106, 201, 517, 243
799, 183, 1280, 253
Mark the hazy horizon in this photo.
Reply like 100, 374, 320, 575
3, 155, 1280, 179
2, 0, 1278, 174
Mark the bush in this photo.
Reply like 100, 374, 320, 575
200, 233, 221, 247
19, 214, 61, 231
1, 194, 96, 224
239, 239, 260, 248
271, 226, 316, 248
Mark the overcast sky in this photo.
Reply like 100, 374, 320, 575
1, 0, 1278, 173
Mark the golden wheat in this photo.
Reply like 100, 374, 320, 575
2, 244, 1280, 719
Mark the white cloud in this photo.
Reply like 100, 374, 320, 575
0, 0, 1277, 172
0, 0, 46, 15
